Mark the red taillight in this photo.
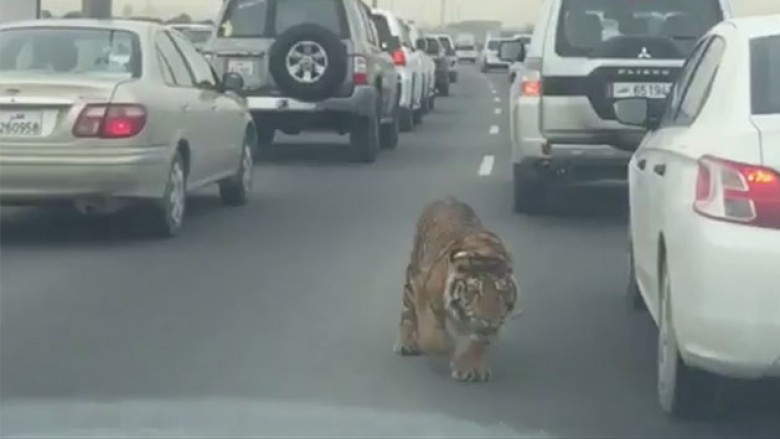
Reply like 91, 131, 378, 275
353, 55, 368, 85
392, 49, 406, 66
693, 155, 780, 229
73, 104, 146, 139
520, 70, 542, 96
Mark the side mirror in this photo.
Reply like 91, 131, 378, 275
517, 44, 526, 62
498, 40, 525, 63
222, 72, 244, 92
613, 98, 651, 127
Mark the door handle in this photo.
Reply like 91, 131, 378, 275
654, 163, 667, 176
637, 158, 647, 170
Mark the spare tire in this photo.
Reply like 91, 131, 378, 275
268, 24, 348, 103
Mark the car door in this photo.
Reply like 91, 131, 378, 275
631, 37, 708, 308
154, 31, 211, 185
634, 36, 725, 316
170, 30, 244, 178
355, 1, 395, 118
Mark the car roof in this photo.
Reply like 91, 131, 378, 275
169, 23, 213, 30
0, 18, 160, 33
727, 14, 780, 40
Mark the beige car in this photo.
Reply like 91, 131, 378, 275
0, 19, 255, 237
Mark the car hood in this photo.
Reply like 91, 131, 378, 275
1, 398, 553, 438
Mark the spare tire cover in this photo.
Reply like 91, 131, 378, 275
269, 24, 348, 103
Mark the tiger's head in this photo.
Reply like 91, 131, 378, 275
443, 243, 519, 339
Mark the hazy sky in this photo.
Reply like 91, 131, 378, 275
42, 0, 780, 26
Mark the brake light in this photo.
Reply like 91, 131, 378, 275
520, 70, 542, 97
693, 155, 780, 229
73, 104, 146, 138
392, 49, 406, 66
353, 55, 368, 85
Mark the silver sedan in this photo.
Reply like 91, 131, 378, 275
0, 19, 255, 237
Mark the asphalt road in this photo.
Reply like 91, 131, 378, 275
1, 66, 778, 438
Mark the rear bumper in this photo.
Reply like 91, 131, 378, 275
514, 144, 631, 185
669, 216, 780, 379
244, 86, 376, 118
0, 146, 171, 204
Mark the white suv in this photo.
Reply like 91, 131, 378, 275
509, 0, 733, 214
371, 9, 427, 131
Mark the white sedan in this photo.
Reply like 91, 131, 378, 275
614, 15, 780, 418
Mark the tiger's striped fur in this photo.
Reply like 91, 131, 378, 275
394, 198, 519, 382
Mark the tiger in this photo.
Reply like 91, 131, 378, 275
393, 197, 520, 382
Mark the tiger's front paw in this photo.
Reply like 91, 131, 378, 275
450, 359, 491, 382
393, 340, 421, 356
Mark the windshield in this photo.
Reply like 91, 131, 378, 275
176, 28, 212, 44
751, 34, 780, 115
556, 0, 723, 58
0, 27, 139, 78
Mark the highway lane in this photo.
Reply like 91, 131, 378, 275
1, 65, 778, 438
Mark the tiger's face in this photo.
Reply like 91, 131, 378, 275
444, 251, 518, 339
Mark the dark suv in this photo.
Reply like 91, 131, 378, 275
204, 0, 399, 163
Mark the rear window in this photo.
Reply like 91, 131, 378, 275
426, 38, 440, 53
371, 14, 398, 50
750, 35, 780, 115
555, 0, 723, 59
0, 27, 140, 78
219, 0, 347, 38
437, 37, 452, 50
487, 40, 500, 50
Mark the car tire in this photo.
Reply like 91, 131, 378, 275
380, 104, 399, 150
219, 129, 255, 206
351, 106, 380, 163
413, 107, 423, 125
439, 80, 450, 97
627, 245, 647, 311
268, 24, 348, 103
428, 95, 435, 111
399, 107, 414, 132
252, 118, 275, 158
144, 151, 187, 238
449, 71, 457, 83
657, 259, 726, 419
513, 166, 545, 215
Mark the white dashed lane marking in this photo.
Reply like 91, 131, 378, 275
489, 125, 499, 134
478, 155, 495, 176
494, 97, 501, 103
494, 108, 502, 115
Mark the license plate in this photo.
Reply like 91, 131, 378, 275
612, 82, 672, 99
227, 59, 255, 78
0, 111, 43, 137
